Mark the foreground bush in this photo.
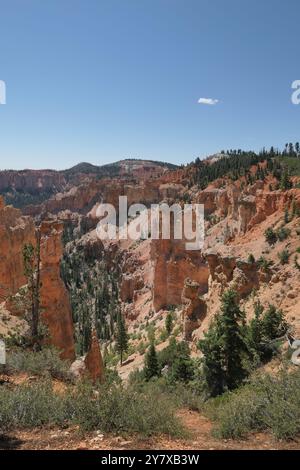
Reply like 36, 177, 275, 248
5, 347, 71, 381
0, 381, 66, 431
207, 368, 300, 440
0, 380, 185, 438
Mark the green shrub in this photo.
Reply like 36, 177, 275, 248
0, 380, 185, 438
208, 369, 300, 440
278, 249, 290, 265
276, 227, 291, 241
247, 253, 255, 264
165, 312, 174, 336
137, 341, 147, 355
6, 347, 71, 381
0, 380, 67, 432
257, 256, 273, 271
264, 227, 277, 245
159, 328, 169, 342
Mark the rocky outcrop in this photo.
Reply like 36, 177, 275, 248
206, 251, 260, 298
0, 197, 35, 297
182, 279, 207, 340
0, 197, 75, 360
84, 330, 105, 383
151, 238, 209, 311
39, 220, 75, 360
120, 273, 144, 303
196, 184, 300, 237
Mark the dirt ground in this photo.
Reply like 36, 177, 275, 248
1, 409, 299, 451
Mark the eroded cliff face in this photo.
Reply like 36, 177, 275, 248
182, 279, 207, 341
0, 196, 35, 296
0, 197, 75, 360
84, 329, 105, 383
39, 220, 75, 360
151, 238, 209, 312
198, 180, 300, 239
0, 170, 66, 193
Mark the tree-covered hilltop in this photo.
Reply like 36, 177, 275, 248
191, 143, 300, 189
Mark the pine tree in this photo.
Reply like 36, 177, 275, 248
264, 227, 277, 245
144, 342, 159, 380
261, 305, 287, 341
247, 300, 264, 362
165, 312, 173, 336
280, 167, 292, 191
115, 311, 128, 365
199, 289, 248, 396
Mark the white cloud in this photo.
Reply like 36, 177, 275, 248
197, 97, 219, 105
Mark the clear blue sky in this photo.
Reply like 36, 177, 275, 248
0, 0, 299, 170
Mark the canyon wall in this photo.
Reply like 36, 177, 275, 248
0, 196, 35, 296
39, 220, 75, 360
0, 197, 75, 360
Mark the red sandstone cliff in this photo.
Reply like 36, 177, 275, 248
0, 196, 35, 297
84, 329, 105, 383
0, 197, 75, 360
39, 220, 75, 360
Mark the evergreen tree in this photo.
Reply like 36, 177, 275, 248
165, 311, 173, 336
144, 342, 159, 380
247, 253, 255, 264
199, 289, 248, 396
284, 206, 290, 224
247, 300, 264, 363
280, 167, 292, 191
115, 311, 129, 365
261, 305, 287, 341
264, 227, 277, 245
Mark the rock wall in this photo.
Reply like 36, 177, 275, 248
151, 238, 209, 312
182, 279, 207, 340
0, 196, 35, 296
0, 170, 66, 193
39, 220, 75, 360
84, 330, 105, 383
0, 197, 75, 360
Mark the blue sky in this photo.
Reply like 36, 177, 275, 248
0, 0, 299, 170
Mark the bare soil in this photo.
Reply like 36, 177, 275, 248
1, 409, 299, 450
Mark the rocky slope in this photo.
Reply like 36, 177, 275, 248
2, 154, 300, 376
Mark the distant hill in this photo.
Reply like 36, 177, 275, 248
0, 158, 179, 208
63, 159, 178, 179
